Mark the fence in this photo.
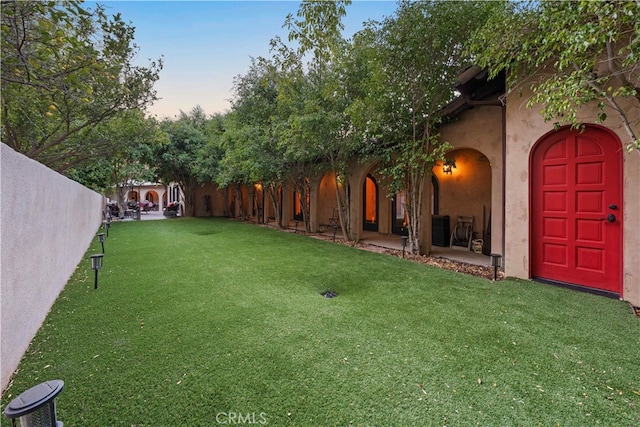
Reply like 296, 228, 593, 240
1, 144, 104, 393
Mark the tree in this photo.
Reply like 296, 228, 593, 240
468, 0, 640, 153
262, 38, 320, 230
67, 110, 168, 211
67, 110, 167, 195
196, 113, 227, 213
352, 0, 498, 254
283, 0, 363, 239
1, 0, 162, 172
225, 57, 288, 225
156, 107, 209, 217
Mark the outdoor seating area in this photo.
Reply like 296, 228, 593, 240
163, 201, 180, 218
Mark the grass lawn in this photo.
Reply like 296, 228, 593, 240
2, 218, 639, 426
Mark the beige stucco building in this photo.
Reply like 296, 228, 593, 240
189, 68, 639, 308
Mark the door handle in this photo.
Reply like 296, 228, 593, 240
599, 214, 616, 223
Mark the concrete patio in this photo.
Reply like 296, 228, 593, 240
359, 231, 492, 267
311, 225, 492, 267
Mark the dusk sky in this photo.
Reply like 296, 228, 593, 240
92, 1, 399, 119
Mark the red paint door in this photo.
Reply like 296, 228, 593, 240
531, 126, 622, 294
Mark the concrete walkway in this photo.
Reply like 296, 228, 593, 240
136, 215, 492, 267
115, 209, 166, 221
359, 231, 491, 267
313, 227, 492, 267
139, 210, 166, 220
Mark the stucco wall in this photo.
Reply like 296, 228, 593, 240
1, 144, 104, 393
439, 105, 505, 257
194, 183, 227, 217
504, 87, 640, 306
434, 148, 493, 248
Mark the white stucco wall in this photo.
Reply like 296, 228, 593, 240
1, 143, 104, 393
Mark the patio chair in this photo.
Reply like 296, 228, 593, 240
450, 215, 474, 250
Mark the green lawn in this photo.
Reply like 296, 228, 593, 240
2, 218, 639, 426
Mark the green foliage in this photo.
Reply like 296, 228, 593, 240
350, 0, 498, 252
67, 109, 167, 193
195, 113, 226, 185
222, 58, 284, 189
284, 0, 351, 64
469, 0, 640, 152
156, 107, 210, 215
281, 0, 377, 238
1, 0, 163, 171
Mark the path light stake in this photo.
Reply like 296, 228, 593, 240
90, 254, 104, 289
104, 220, 111, 237
332, 224, 338, 242
97, 233, 106, 253
491, 253, 502, 281
3, 379, 64, 427
401, 235, 408, 258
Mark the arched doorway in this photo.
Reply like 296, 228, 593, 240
145, 190, 158, 204
530, 125, 623, 295
293, 190, 306, 222
363, 174, 378, 231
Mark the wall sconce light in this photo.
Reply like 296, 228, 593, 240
90, 254, 104, 289
443, 159, 456, 175
97, 233, 106, 254
490, 253, 502, 281
4, 379, 64, 427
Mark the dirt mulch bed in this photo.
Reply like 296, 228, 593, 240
306, 230, 503, 281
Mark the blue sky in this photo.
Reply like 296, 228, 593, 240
91, 1, 398, 118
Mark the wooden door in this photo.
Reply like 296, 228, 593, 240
531, 126, 622, 294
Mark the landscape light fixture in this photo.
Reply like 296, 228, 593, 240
332, 224, 338, 242
401, 235, 408, 258
490, 253, 502, 281
104, 220, 111, 237
97, 233, 105, 253
90, 254, 104, 289
3, 379, 64, 427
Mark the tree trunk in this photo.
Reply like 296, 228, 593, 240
406, 170, 425, 255
294, 178, 311, 233
333, 170, 354, 242
234, 184, 245, 220
116, 184, 128, 218
182, 182, 196, 217
266, 183, 283, 228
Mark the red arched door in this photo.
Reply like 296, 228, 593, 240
531, 126, 623, 295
